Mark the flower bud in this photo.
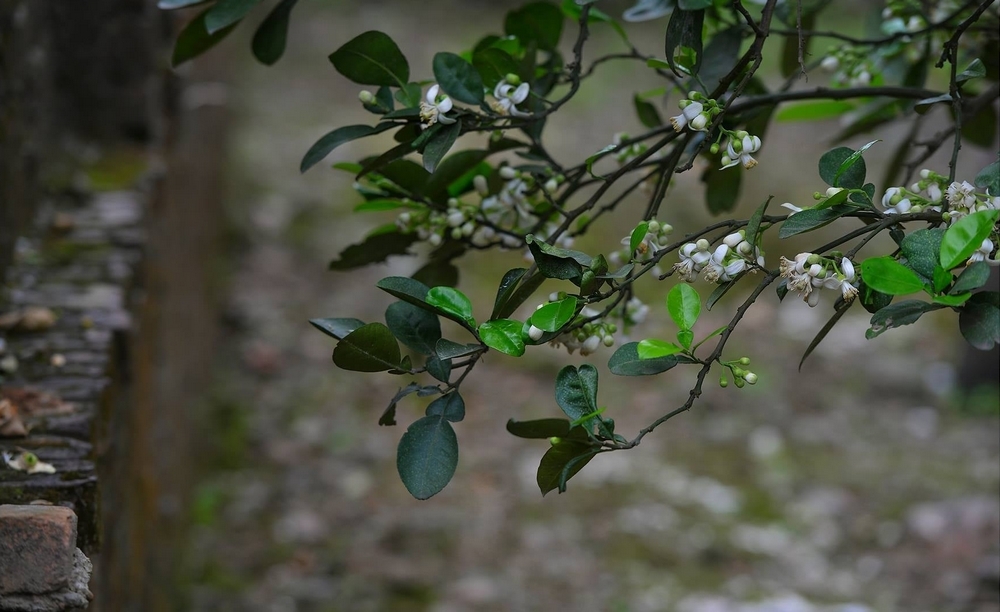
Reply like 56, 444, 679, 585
920, 168, 931, 179
690, 114, 708, 130
544, 178, 559, 193
721, 155, 732, 166
504, 73, 521, 86
744, 372, 758, 384
806, 253, 823, 265
358, 90, 376, 104
499, 166, 518, 180
696, 239, 710, 251
720, 377, 729, 388
710, 143, 720, 154
451, 228, 463, 240
528, 325, 545, 341
825, 187, 843, 198
723, 232, 742, 248
647, 220, 660, 233
739, 357, 751, 365
734, 377, 745, 388
820, 55, 839, 72
549, 436, 561, 446
602, 335, 615, 347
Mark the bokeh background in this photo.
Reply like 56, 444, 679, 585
165, 1, 1000, 611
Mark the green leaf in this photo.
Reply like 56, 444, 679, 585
492, 268, 528, 319
940, 209, 1000, 270
560, 0, 629, 44
691, 26, 741, 92
205, 0, 260, 34
706, 276, 740, 311
494, 270, 546, 320
818, 146, 866, 189
554, 365, 599, 423
900, 228, 945, 279
866, 300, 943, 339
478, 319, 526, 357
422, 121, 461, 173
676, 329, 694, 349
933, 293, 971, 307
537, 441, 597, 495
329, 30, 410, 87
472, 48, 519, 89
691, 324, 727, 352
778, 206, 852, 239
860, 257, 927, 296
666, 283, 700, 330
412, 258, 460, 289
377, 275, 431, 304
434, 339, 481, 360
637, 339, 683, 359
396, 415, 459, 499
309, 317, 364, 340
252, 0, 298, 65
957, 58, 986, 83
432, 52, 485, 105
608, 342, 694, 376
525, 235, 592, 282
858, 280, 892, 314
333, 322, 402, 372
833, 140, 878, 187
380, 383, 423, 426
422, 150, 491, 201
505, 2, 564, 51
678, 0, 711, 8
506, 418, 571, 439
702, 162, 741, 215
914, 93, 952, 114
959, 291, 1000, 350
301, 123, 395, 173
377, 159, 431, 193
385, 301, 441, 355
529, 297, 579, 332
744, 197, 771, 248
629, 221, 650, 256
932, 265, 953, 293
172, 8, 238, 67
974, 160, 999, 195
633, 96, 662, 129
776, 101, 855, 122
353, 199, 417, 213
328, 230, 417, 270
394, 83, 423, 108
952, 261, 991, 294
665, 7, 704, 76
425, 355, 452, 383
813, 188, 850, 210
427, 286, 475, 324
425, 392, 465, 422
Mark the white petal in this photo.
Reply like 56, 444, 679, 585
426, 84, 440, 104
511, 83, 530, 104
841, 258, 855, 281
682, 102, 703, 120
436, 96, 453, 113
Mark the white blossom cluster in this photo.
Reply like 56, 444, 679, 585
779, 253, 858, 307
719, 131, 763, 170
673, 231, 765, 284
608, 219, 674, 267
669, 92, 716, 133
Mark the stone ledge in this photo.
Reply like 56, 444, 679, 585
0, 548, 93, 612
0, 505, 77, 595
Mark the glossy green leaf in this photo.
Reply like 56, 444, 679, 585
328, 230, 417, 270
172, 8, 238, 67
866, 300, 942, 339
667, 283, 700, 331
860, 257, 927, 295
900, 228, 945, 279
252, 0, 298, 65
677, 329, 694, 349
494, 270, 546, 320
478, 319, 525, 357
422, 121, 461, 173
818, 146, 866, 189
665, 7, 704, 76
427, 286, 475, 324
309, 317, 364, 340
492, 268, 528, 319
608, 342, 694, 376
778, 206, 851, 238
432, 52, 484, 105
412, 258, 460, 289
940, 209, 1000, 270
744, 197, 770, 248
434, 338, 482, 360
858, 280, 892, 314
333, 322, 402, 372
353, 199, 417, 213
537, 441, 597, 495
205, 0, 260, 34
394, 82, 423, 107
329, 30, 410, 87
951, 261, 991, 294
425, 392, 465, 422
385, 301, 441, 355
397, 415, 458, 499
637, 339, 683, 359
706, 276, 739, 311
959, 291, 1000, 350
932, 265, 953, 293
555, 365, 599, 423
833, 140, 878, 187
525, 235, 591, 282
957, 58, 986, 83
301, 123, 395, 172
506, 418, 571, 439
505, 2, 564, 51
472, 48, 518, 89
425, 355, 452, 383
974, 160, 999, 195
422, 150, 491, 201
933, 293, 972, 307
529, 297, 578, 332
628, 222, 650, 256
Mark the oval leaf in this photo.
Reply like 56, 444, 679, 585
333, 322, 402, 372
329, 30, 410, 87
385, 301, 441, 355
860, 257, 927, 296
506, 418, 571, 439
959, 291, 1000, 350
301, 123, 395, 173
310, 317, 364, 340
172, 8, 238, 67
432, 52, 485, 105
478, 319, 526, 356
637, 339, 683, 359
425, 392, 465, 422
397, 415, 459, 499
940, 209, 1000, 270
608, 342, 693, 376
426, 286, 475, 324
537, 441, 597, 495
554, 365, 599, 422
667, 283, 701, 331
252, 0, 298, 65
529, 297, 579, 332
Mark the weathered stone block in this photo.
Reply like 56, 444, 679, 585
0, 505, 77, 595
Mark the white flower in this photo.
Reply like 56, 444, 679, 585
947, 180, 977, 210
419, 84, 456, 126
969, 238, 995, 264
781, 202, 804, 214
820, 56, 840, 72
491, 80, 530, 117
580, 335, 602, 356
881, 187, 902, 208
722, 135, 761, 169
669, 101, 704, 132
927, 183, 943, 202
702, 244, 730, 283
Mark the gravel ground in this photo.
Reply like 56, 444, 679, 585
180, 2, 1000, 611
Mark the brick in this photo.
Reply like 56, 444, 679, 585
0, 505, 77, 595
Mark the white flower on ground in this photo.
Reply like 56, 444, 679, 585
419, 84, 456, 127
669, 101, 705, 132
491, 80, 530, 117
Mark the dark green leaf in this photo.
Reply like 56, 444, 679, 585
333, 322, 402, 372
328, 231, 417, 270
833, 140, 878, 187
940, 210, 1000, 270
397, 415, 459, 499
505, 2, 564, 51
529, 296, 578, 332
377, 159, 431, 193
506, 418, 571, 439
860, 257, 927, 295
957, 58, 986, 83
974, 160, 999, 195
678, 0, 711, 8
494, 270, 546, 320
667, 283, 700, 330
425, 392, 465, 422
901, 228, 945, 279
744, 197, 770, 247
172, 8, 238, 67
432, 52, 485, 105
959, 291, 1000, 350
866, 300, 943, 339
799, 300, 852, 370
702, 162, 741, 215
434, 338, 482, 360
555, 365, 599, 423
158, 0, 208, 8
385, 301, 441, 355
353, 199, 416, 213
492, 268, 528, 319
478, 319, 525, 356
629, 221, 650, 256
858, 280, 893, 314
778, 206, 852, 238
310, 317, 364, 340
633, 95, 662, 128
961, 102, 997, 149
776, 101, 855, 122
252, 0, 298, 65
426, 286, 475, 324
952, 261, 991, 294
473, 48, 519, 89
914, 93, 952, 114
394, 83, 423, 107
380, 383, 423, 426
422, 150, 491, 201
706, 275, 740, 311
664, 7, 704, 76
329, 30, 410, 87
205, 0, 260, 34
608, 342, 693, 376
818, 146, 866, 189
301, 123, 395, 173
526, 236, 591, 282
425, 355, 452, 383
537, 441, 597, 495
412, 259, 460, 288
422, 121, 461, 173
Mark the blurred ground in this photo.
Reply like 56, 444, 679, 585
179, 1, 1000, 611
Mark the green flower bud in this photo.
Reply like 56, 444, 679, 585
710, 143, 720, 155
744, 372, 758, 384
738, 357, 751, 365
549, 436, 561, 446
720, 377, 729, 388
734, 377, 745, 388
504, 73, 521, 86
359, 90, 376, 104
